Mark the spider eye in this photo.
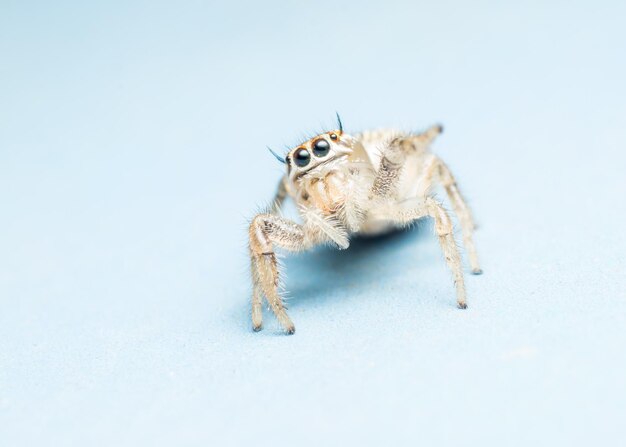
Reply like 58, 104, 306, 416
293, 148, 311, 167
330, 133, 338, 141
312, 139, 330, 157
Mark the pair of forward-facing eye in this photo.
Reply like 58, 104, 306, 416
293, 138, 331, 167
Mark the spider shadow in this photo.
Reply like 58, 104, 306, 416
283, 223, 435, 308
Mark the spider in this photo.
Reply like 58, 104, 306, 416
248, 115, 482, 334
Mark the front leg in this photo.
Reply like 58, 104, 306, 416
249, 214, 313, 334
369, 136, 409, 200
370, 125, 442, 201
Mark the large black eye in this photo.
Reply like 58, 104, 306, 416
312, 139, 330, 157
294, 148, 311, 167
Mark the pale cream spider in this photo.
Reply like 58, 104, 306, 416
249, 115, 482, 334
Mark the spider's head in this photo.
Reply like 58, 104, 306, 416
268, 114, 356, 182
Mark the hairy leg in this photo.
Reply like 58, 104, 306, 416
249, 214, 312, 334
437, 161, 482, 274
390, 197, 468, 309
251, 277, 264, 331
370, 137, 413, 200
407, 124, 443, 149
409, 155, 482, 274
370, 124, 443, 201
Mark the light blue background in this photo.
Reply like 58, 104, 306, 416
1, 1, 625, 445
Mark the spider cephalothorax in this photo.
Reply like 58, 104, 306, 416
249, 116, 482, 334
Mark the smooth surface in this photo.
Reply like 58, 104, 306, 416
1, 1, 625, 445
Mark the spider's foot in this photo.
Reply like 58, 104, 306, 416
252, 323, 263, 332
471, 268, 483, 275
285, 325, 296, 335
458, 302, 468, 310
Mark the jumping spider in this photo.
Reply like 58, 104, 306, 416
249, 115, 482, 334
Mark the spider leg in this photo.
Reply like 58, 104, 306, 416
390, 197, 468, 309
248, 213, 313, 334
408, 124, 443, 148
370, 136, 413, 200
369, 124, 442, 201
251, 275, 264, 332
437, 160, 482, 274
370, 125, 482, 275
409, 155, 482, 274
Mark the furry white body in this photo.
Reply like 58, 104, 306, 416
249, 123, 482, 334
